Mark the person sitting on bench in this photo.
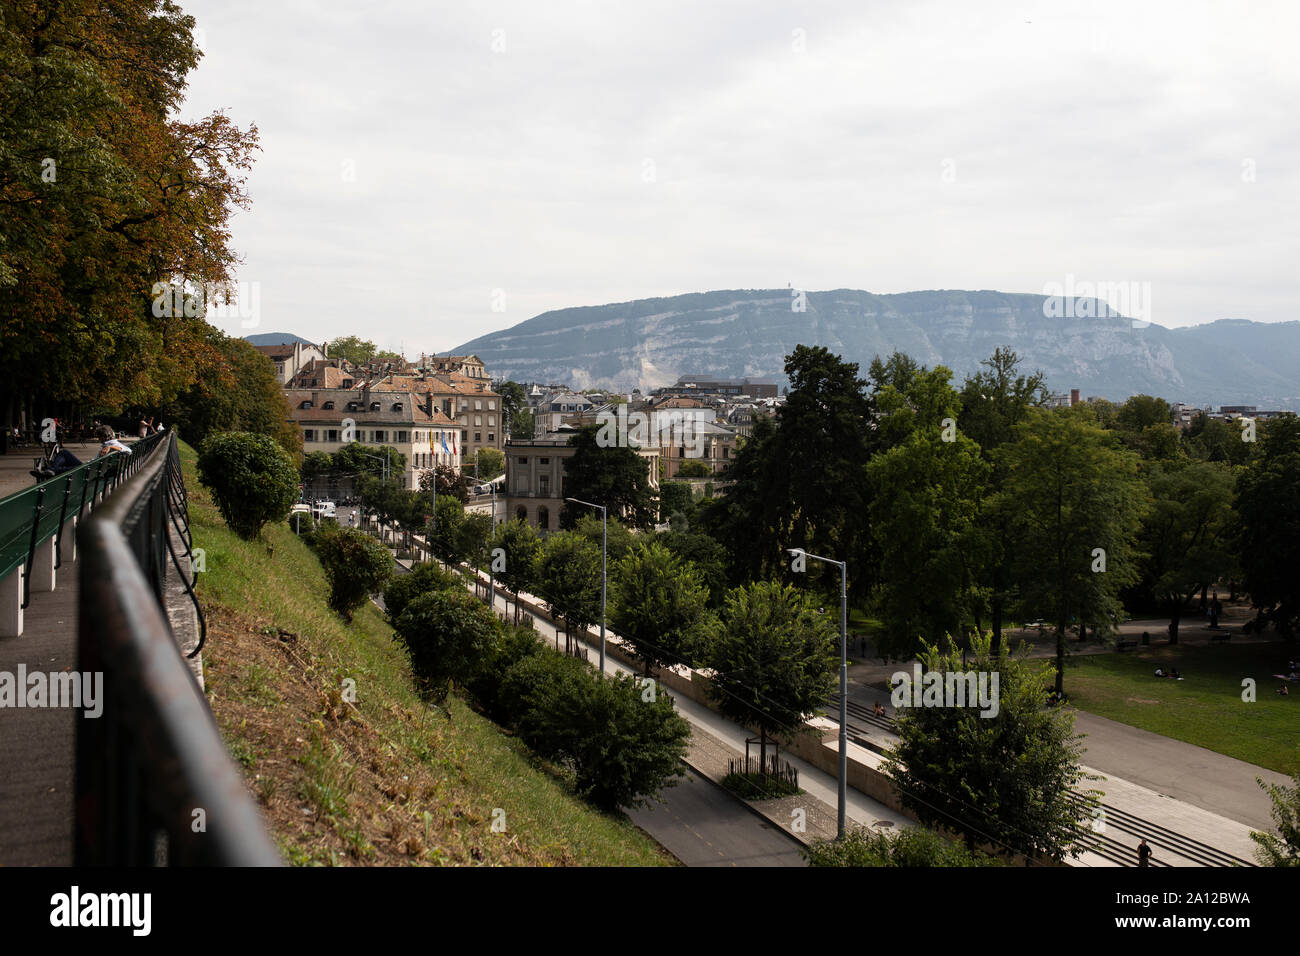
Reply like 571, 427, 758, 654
30, 445, 83, 479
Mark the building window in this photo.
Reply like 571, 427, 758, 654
373, 430, 386, 443
518, 457, 528, 464
537, 505, 549, 529
462, 430, 468, 443
304, 429, 315, 442
475, 400, 482, 411
474, 416, 482, 427
396, 431, 409, 443
516, 505, 527, 522
475, 432, 481, 442
488, 400, 496, 410
539, 458, 549, 465
488, 415, 495, 426
539, 475, 549, 497
488, 433, 494, 442
323, 401, 334, 410
327, 429, 339, 442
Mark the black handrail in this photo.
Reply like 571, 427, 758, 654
75, 432, 280, 866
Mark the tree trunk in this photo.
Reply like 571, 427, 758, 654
1169, 601, 1181, 645
759, 728, 768, 782
991, 595, 1003, 656
1055, 616, 1066, 695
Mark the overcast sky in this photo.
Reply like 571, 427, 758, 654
181, 0, 1300, 353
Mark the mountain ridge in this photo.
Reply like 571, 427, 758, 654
452, 289, 1300, 410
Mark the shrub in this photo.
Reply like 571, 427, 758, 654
804, 825, 1003, 867
466, 624, 546, 723
497, 651, 591, 740
314, 524, 394, 621
381, 561, 462, 621
392, 589, 497, 704
196, 431, 300, 539
502, 656, 690, 810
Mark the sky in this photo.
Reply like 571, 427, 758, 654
180, 0, 1300, 354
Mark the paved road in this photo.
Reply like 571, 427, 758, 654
375, 554, 818, 866
628, 769, 807, 866
1069, 710, 1291, 832
847, 653, 1292, 832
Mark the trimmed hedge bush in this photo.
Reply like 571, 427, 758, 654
803, 825, 1004, 867
381, 561, 464, 621
197, 431, 300, 539
392, 588, 497, 703
313, 524, 394, 621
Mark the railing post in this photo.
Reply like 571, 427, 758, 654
22, 487, 45, 609
55, 476, 74, 569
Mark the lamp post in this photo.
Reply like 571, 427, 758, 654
788, 547, 848, 839
566, 497, 606, 675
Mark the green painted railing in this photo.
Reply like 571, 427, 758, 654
0, 432, 165, 606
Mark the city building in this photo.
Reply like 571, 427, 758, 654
504, 427, 659, 532
287, 386, 461, 493
255, 340, 327, 385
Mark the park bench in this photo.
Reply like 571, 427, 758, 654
1116, 638, 1138, 651
1210, 630, 1231, 643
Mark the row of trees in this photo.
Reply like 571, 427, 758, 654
381, 563, 690, 811
696, 344, 1300, 695
1, 2, 276, 440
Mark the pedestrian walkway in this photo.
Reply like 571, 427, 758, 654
471, 577, 912, 843
0, 546, 78, 864
839, 686, 1262, 867
0, 443, 102, 499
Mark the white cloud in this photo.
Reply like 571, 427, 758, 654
181, 0, 1300, 350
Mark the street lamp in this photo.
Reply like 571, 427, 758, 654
566, 497, 607, 675
362, 453, 390, 542
788, 546, 848, 839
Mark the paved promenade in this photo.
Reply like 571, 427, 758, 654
0, 547, 78, 865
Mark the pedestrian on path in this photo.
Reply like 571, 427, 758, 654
1138, 838, 1152, 867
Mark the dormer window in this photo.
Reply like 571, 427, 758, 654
322, 401, 335, 410
392, 402, 403, 412
370, 402, 380, 411
300, 400, 313, 409
346, 401, 359, 411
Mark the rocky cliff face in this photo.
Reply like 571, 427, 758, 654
453, 289, 1300, 409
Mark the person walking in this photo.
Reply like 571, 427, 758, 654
1138, 838, 1152, 867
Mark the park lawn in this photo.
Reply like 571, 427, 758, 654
1067, 642, 1299, 776
181, 440, 672, 866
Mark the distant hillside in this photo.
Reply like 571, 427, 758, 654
244, 331, 314, 347
453, 289, 1300, 410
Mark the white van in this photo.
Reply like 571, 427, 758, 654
312, 500, 336, 519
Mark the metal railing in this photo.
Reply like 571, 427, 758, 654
0, 432, 165, 611
75, 431, 280, 865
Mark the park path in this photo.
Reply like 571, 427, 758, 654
0, 542, 78, 864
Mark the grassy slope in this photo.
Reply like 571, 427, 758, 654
181, 441, 670, 866
1067, 643, 1299, 775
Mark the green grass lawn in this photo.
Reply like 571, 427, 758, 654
182, 440, 671, 866
1067, 642, 1299, 776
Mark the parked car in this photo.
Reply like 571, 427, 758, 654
312, 500, 336, 519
